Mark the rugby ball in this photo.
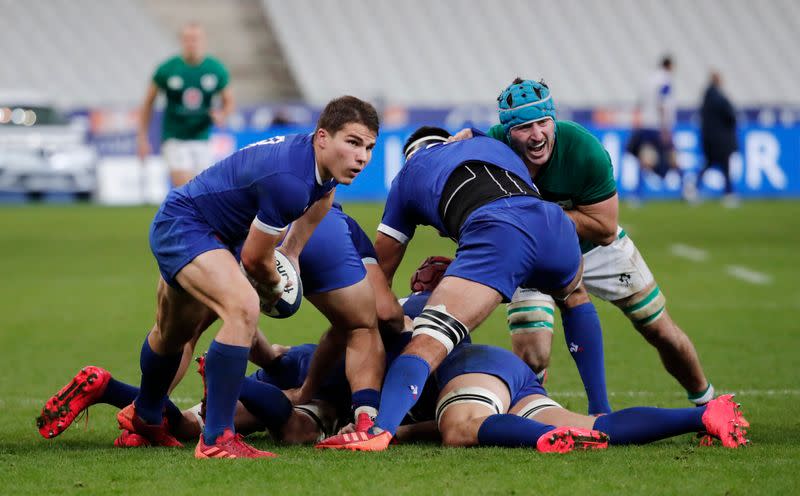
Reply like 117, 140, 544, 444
241, 250, 303, 319
263, 250, 303, 318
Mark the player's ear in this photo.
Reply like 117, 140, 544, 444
315, 127, 330, 147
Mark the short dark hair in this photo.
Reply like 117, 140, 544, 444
316, 96, 380, 136
661, 55, 673, 69
403, 126, 451, 159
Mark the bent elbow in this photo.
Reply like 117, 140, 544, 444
596, 227, 618, 246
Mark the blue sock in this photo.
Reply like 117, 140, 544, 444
101, 376, 183, 428
352, 388, 380, 414
238, 376, 293, 433
134, 335, 182, 425
203, 340, 250, 445
100, 378, 139, 409
163, 399, 183, 429
477, 414, 555, 447
594, 406, 705, 445
562, 302, 612, 415
374, 354, 430, 435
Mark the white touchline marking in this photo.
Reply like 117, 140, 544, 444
549, 389, 798, 398
669, 243, 709, 262
726, 265, 773, 285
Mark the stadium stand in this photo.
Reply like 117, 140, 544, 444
262, 0, 800, 106
0, 0, 174, 107
139, 0, 300, 104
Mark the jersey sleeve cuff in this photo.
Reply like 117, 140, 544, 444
576, 189, 617, 206
377, 223, 410, 244
252, 217, 288, 235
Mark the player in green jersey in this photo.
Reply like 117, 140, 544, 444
137, 23, 234, 187
451, 78, 713, 406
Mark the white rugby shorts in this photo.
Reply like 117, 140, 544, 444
162, 139, 213, 174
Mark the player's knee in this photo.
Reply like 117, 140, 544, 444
436, 387, 502, 447
223, 290, 261, 331
514, 346, 550, 373
412, 305, 469, 354
619, 285, 667, 331
507, 299, 555, 335
440, 423, 475, 447
556, 283, 590, 309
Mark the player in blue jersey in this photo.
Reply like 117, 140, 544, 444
122, 95, 381, 459
426, 343, 748, 451
37, 220, 418, 446
38, 204, 403, 447
317, 125, 610, 452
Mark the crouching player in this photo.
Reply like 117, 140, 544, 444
38, 204, 397, 445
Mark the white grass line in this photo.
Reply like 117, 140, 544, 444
550, 389, 800, 398
726, 265, 773, 285
669, 243, 709, 262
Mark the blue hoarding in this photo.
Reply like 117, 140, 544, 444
231, 124, 800, 201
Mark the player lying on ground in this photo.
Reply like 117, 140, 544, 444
449, 78, 713, 408
411, 343, 748, 451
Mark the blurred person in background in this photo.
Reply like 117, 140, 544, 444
693, 71, 739, 207
137, 23, 234, 187
627, 55, 681, 205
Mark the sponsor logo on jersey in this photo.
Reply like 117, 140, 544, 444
201, 74, 219, 91
167, 76, 183, 90
182, 87, 203, 110
618, 273, 632, 287
409, 384, 419, 399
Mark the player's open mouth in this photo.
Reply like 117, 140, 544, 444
527, 139, 547, 153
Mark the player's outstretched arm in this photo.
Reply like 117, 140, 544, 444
367, 264, 405, 334
374, 232, 408, 287
565, 194, 619, 246
284, 327, 344, 405
248, 328, 281, 370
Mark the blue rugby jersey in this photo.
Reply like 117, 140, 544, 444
378, 133, 536, 243
176, 134, 336, 244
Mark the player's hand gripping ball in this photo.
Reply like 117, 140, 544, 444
241, 251, 303, 318
410, 256, 453, 293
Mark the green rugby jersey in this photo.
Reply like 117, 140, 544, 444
487, 121, 617, 253
153, 55, 229, 142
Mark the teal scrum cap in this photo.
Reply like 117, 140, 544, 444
497, 79, 556, 136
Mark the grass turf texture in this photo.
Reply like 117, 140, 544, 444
1, 201, 797, 494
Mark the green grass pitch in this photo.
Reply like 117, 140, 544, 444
1, 200, 798, 494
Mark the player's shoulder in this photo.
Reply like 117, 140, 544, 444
557, 121, 608, 158
239, 133, 314, 178
203, 55, 229, 72
556, 120, 597, 141
158, 55, 183, 70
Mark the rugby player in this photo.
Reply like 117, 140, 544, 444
137, 23, 234, 187
451, 78, 713, 407
317, 125, 609, 451
37, 211, 408, 446
124, 96, 379, 459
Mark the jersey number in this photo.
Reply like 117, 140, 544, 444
243, 136, 286, 149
